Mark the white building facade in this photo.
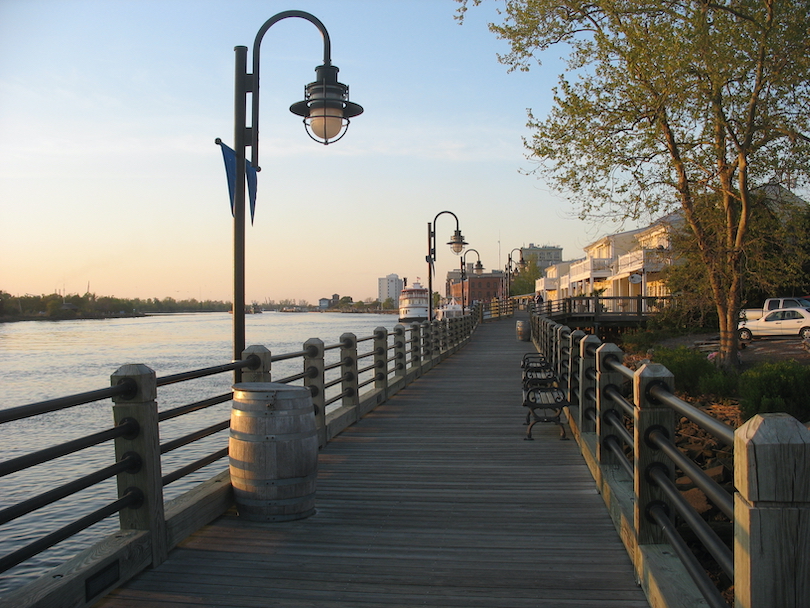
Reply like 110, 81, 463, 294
536, 214, 681, 302
378, 274, 404, 306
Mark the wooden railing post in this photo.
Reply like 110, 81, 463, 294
420, 321, 432, 371
554, 325, 569, 382
303, 338, 326, 446
446, 318, 455, 352
596, 343, 626, 470
373, 327, 389, 393
734, 413, 810, 608
241, 345, 271, 382
392, 324, 406, 378
633, 363, 676, 545
423, 321, 432, 362
340, 333, 359, 409
110, 364, 167, 567
438, 319, 448, 357
567, 329, 586, 406
407, 323, 420, 373
578, 334, 601, 434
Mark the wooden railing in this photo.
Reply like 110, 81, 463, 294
0, 309, 480, 608
531, 314, 810, 608
481, 298, 514, 320
535, 295, 672, 324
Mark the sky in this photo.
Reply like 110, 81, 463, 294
0, 0, 636, 305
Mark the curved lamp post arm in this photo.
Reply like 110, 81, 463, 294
460, 248, 482, 315
426, 210, 466, 322
251, 11, 331, 169
429, 210, 466, 262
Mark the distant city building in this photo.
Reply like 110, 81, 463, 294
521, 244, 563, 270
447, 267, 504, 304
378, 274, 403, 306
318, 298, 331, 310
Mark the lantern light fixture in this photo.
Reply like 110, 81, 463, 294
289, 63, 364, 144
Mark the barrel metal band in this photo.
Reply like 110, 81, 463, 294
230, 428, 317, 442
232, 471, 318, 488
231, 406, 313, 417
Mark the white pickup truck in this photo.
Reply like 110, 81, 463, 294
740, 297, 810, 321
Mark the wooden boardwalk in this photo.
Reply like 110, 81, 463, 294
95, 317, 649, 608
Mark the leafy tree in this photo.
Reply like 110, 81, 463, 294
458, 0, 810, 368
664, 189, 810, 323
510, 259, 542, 296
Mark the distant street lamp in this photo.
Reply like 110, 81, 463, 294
219, 10, 362, 380
504, 247, 527, 299
426, 211, 467, 321
459, 248, 483, 314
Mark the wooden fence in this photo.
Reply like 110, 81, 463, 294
531, 314, 810, 608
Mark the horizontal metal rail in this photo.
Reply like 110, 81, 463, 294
603, 354, 635, 381
648, 429, 733, 519
160, 421, 230, 455
0, 488, 143, 575
0, 419, 138, 478
648, 465, 733, 578
270, 348, 314, 362
274, 370, 311, 384
324, 389, 349, 407
604, 385, 635, 417
648, 504, 730, 608
0, 453, 141, 526
158, 393, 233, 423
648, 384, 735, 446
156, 355, 259, 387
0, 379, 137, 424
162, 447, 229, 487
603, 409, 634, 448
603, 435, 634, 477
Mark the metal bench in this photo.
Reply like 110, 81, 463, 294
521, 353, 569, 440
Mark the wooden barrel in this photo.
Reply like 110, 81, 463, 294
516, 320, 531, 341
229, 382, 318, 522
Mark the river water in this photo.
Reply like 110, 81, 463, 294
0, 312, 400, 595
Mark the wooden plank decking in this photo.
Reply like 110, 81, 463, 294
94, 317, 649, 608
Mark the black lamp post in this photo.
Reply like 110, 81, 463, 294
426, 211, 467, 321
459, 248, 483, 314
505, 247, 527, 299
220, 10, 362, 380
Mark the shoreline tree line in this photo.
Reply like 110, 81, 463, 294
0, 291, 398, 321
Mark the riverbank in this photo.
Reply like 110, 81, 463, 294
0, 312, 147, 323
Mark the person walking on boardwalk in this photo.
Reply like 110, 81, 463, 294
533, 291, 543, 313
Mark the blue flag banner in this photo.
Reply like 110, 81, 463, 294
216, 139, 258, 222
246, 160, 257, 225
218, 141, 237, 217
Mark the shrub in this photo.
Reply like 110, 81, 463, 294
739, 361, 810, 423
698, 370, 738, 398
650, 345, 738, 398
622, 329, 675, 354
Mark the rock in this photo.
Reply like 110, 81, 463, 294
682, 487, 712, 514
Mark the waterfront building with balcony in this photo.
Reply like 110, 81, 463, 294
608, 213, 681, 300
